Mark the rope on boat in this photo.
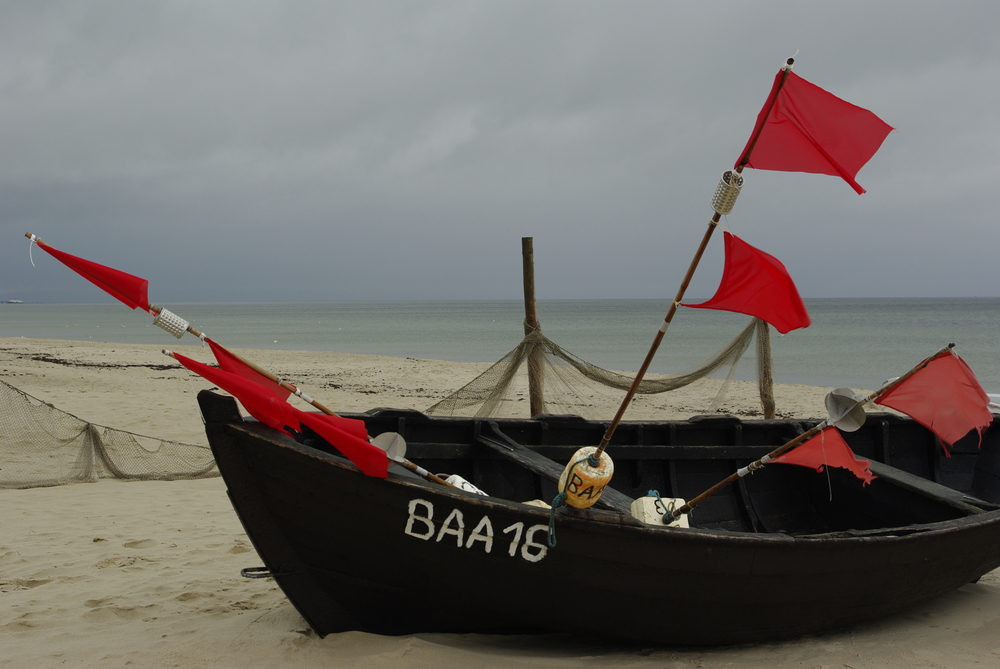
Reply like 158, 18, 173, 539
547, 492, 567, 547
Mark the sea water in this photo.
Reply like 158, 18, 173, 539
1, 298, 997, 391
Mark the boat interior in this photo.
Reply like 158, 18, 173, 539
294, 403, 1000, 537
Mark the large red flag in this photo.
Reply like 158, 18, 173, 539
736, 70, 893, 194
685, 232, 810, 334
37, 242, 150, 311
771, 426, 876, 485
171, 352, 301, 434
874, 351, 993, 453
207, 338, 293, 402
290, 407, 388, 478
206, 339, 369, 442
172, 352, 385, 477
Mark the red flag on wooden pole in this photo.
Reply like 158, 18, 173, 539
206, 338, 370, 441
735, 69, 893, 194
207, 338, 293, 402
171, 352, 301, 433
171, 351, 386, 477
289, 408, 388, 478
874, 351, 993, 453
771, 426, 876, 485
685, 232, 810, 334
35, 241, 150, 311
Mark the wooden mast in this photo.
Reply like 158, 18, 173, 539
592, 58, 795, 459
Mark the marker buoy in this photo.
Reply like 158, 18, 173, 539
557, 446, 614, 509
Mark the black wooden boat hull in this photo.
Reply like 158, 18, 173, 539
199, 391, 1000, 645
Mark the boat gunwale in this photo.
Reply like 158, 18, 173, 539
222, 415, 1000, 546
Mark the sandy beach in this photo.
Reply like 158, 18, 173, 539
3, 337, 1000, 668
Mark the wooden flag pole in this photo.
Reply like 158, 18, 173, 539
147, 303, 345, 416
594, 211, 727, 456
664, 344, 956, 522
593, 59, 795, 460
160, 349, 453, 487
26, 231, 341, 417
26, 232, 454, 487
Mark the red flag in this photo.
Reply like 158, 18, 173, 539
874, 351, 993, 453
292, 405, 370, 443
171, 352, 301, 434
172, 352, 385, 477
37, 242, 150, 311
736, 70, 893, 194
771, 426, 876, 485
291, 407, 388, 478
205, 337, 368, 441
206, 339, 368, 442
685, 232, 810, 334
207, 338, 293, 402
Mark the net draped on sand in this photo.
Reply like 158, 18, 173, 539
0, 378, 218, 489
426, 316, 775, 419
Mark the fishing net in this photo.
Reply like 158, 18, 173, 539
427, 317, 775, 419
0, 378, 218, 489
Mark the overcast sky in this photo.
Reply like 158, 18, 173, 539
2, 1, 998, 304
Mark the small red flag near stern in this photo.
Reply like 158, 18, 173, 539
875, 351, 993, 454
772, 426, 876, 485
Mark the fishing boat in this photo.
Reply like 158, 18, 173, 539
199, 389, 1000, 645
24, 58, 999, 644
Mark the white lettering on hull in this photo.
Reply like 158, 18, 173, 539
404, 498, 548, 563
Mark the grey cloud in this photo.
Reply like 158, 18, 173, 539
2, 1, 999, 303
